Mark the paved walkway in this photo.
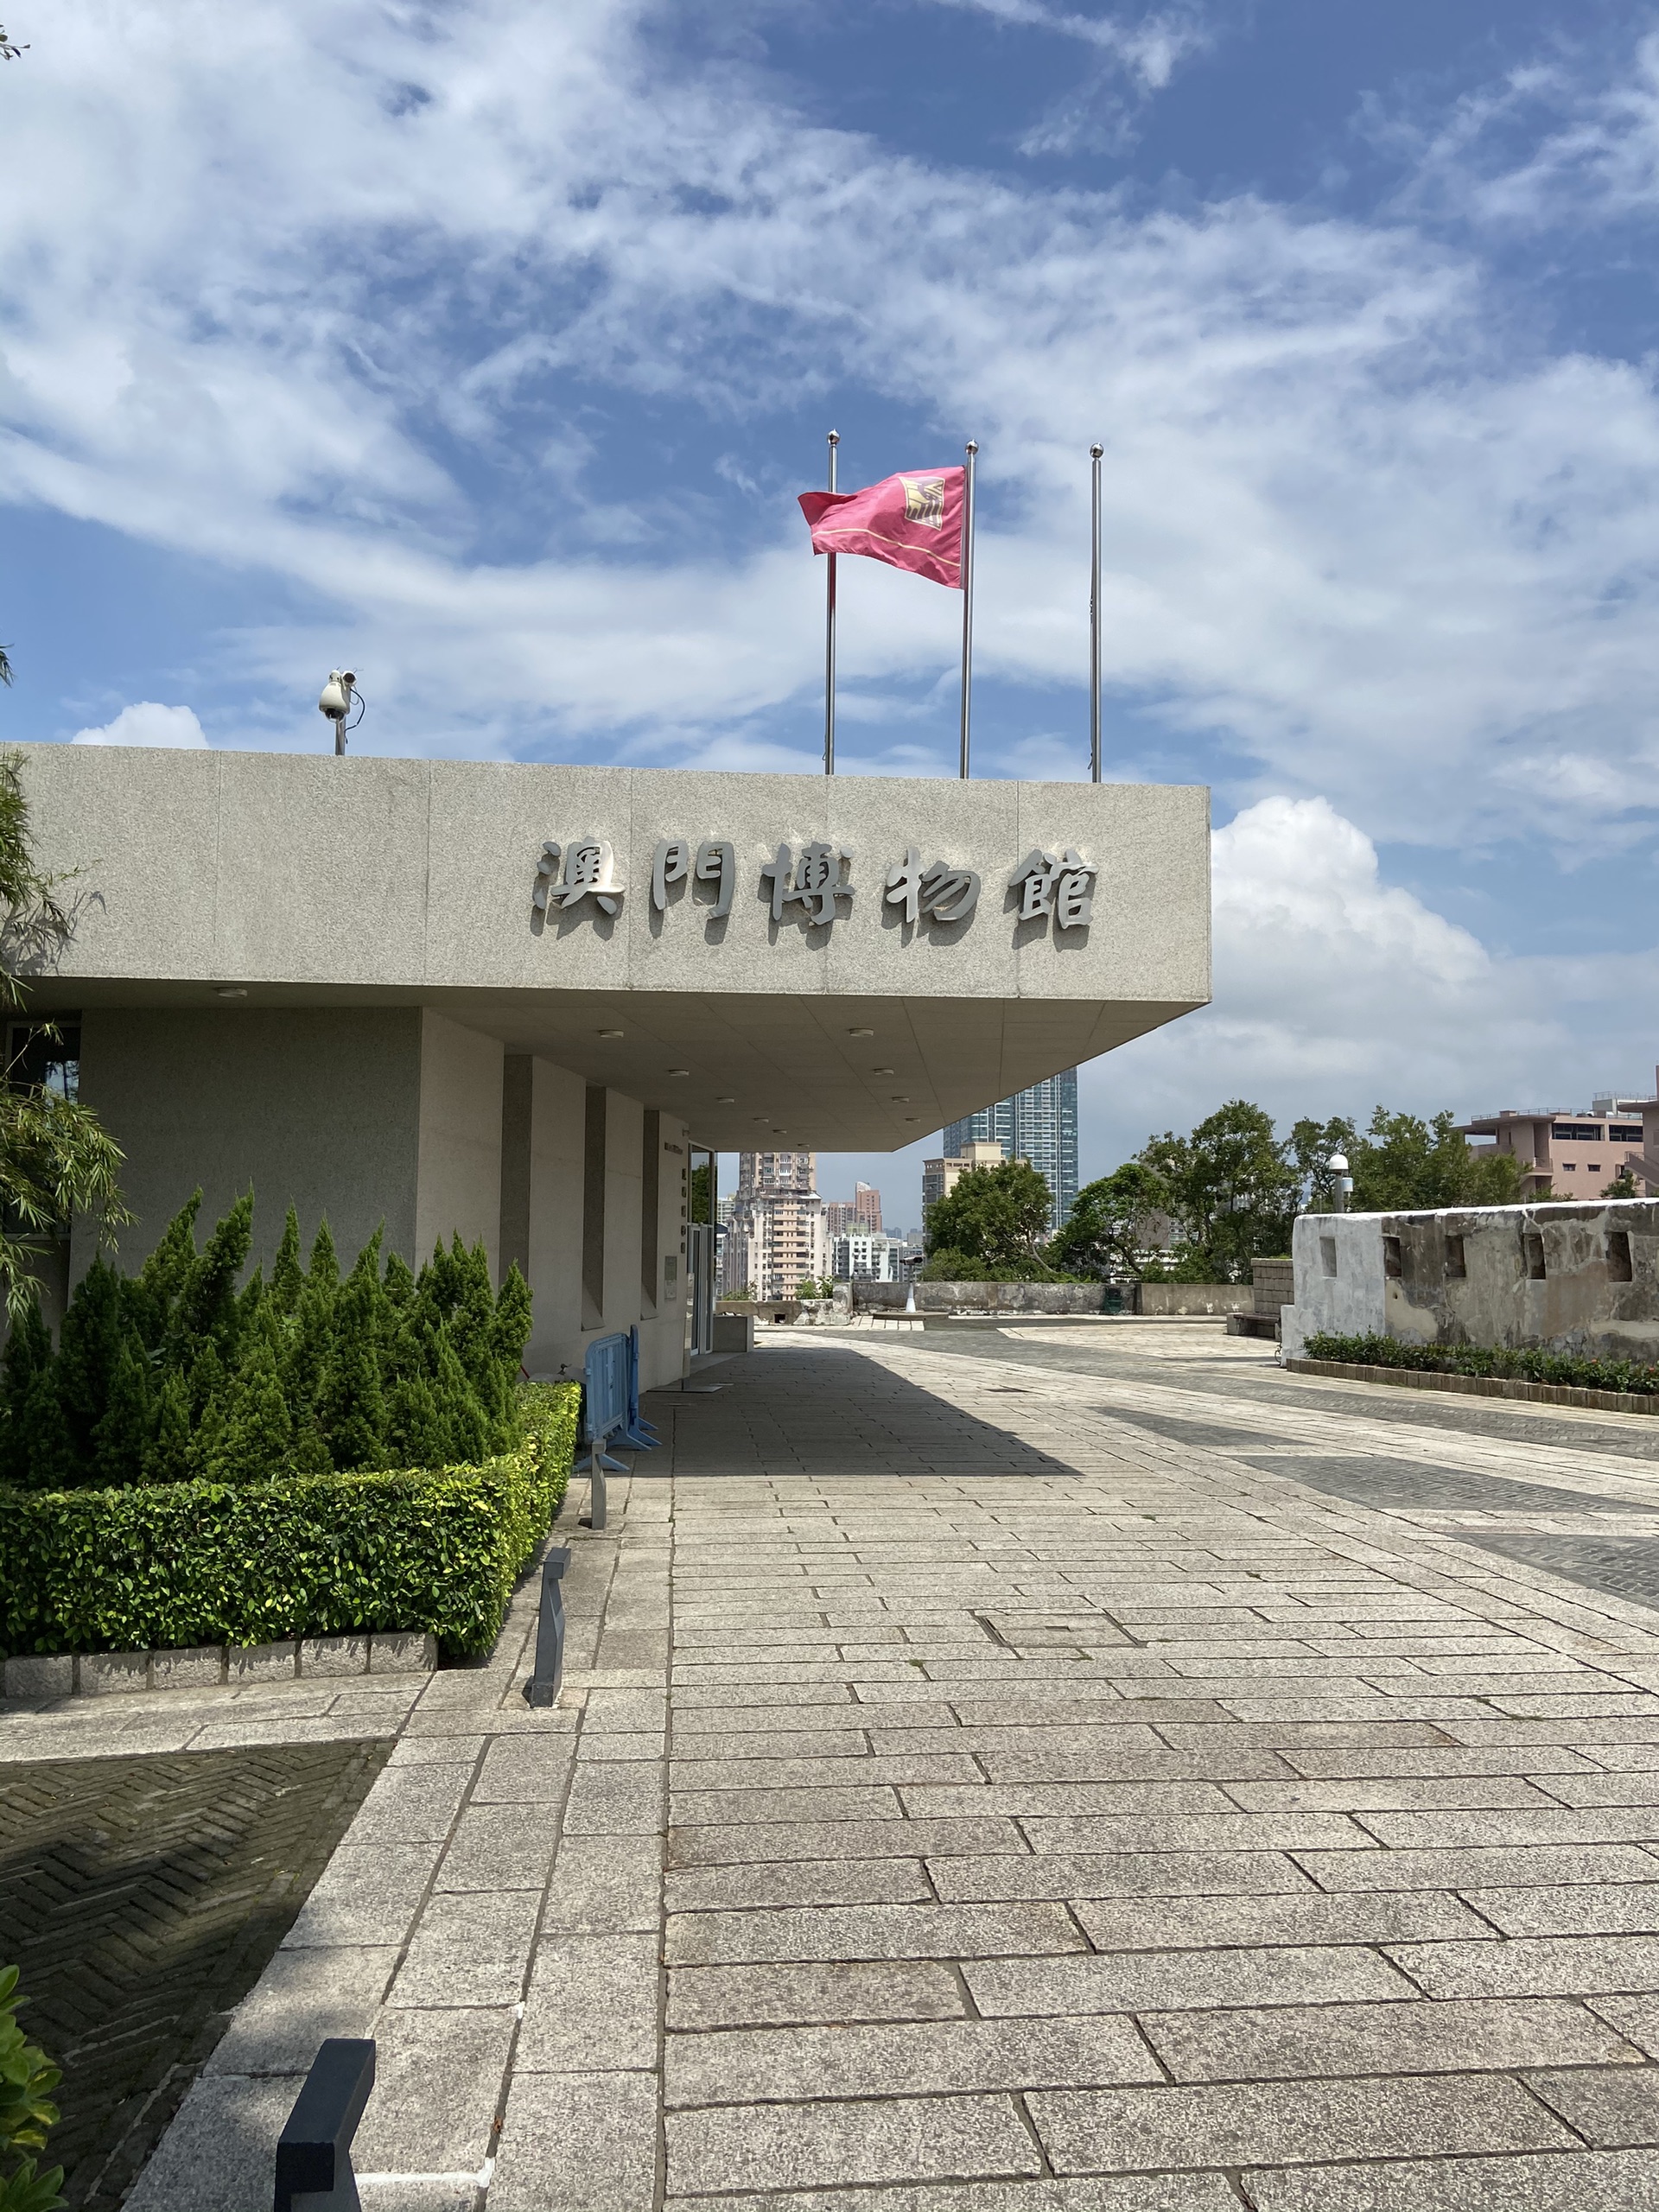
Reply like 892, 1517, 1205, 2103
15, 1325, 1659, 2207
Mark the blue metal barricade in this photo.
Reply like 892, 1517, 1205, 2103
582, 1332, 632, 1529
622, 1324, 660, 1449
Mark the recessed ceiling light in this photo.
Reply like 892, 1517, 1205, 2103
872, 1066, 894, 1074
847, 1027, 874, 1036
668, 1067, 690, 1076
716, 1095, 735, 1103
891, 1096, 910, 1103
598, 1027, 624, 1039
905, 1116, 920, 1122
215, 987, 248, 1000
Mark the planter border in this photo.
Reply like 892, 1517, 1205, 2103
2, 1629, 438, 1702
1286, 1356, 1659, 1418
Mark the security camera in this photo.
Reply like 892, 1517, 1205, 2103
318, 669, 361, 754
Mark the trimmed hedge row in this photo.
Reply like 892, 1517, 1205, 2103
1303, 1332, 1659, 1398
0, 1382, 578, 1661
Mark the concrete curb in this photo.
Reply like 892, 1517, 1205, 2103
3, 1630, 439, 1700
1285, 1355, 1659, 1418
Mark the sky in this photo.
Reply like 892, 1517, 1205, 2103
6, 1, 1659, 1228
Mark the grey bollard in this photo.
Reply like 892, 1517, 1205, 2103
274, 2037, 374, 2212
524, 1542, 572, 1708
589, 1439, 607, 1531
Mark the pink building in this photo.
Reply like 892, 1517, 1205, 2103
1458, 1075, 1659, 1199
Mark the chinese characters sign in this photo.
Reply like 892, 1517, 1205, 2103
533, 836, 1096, 935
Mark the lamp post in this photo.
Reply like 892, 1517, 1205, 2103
1328, 1153, 1352, 1214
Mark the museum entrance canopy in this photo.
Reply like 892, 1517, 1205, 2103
26, 749, 1210, 1151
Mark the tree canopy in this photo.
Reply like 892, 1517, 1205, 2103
1137, 1100, 1301, 1281
1047, 1161, 1167, 1282
922, 1158, 1065, 1281
1289, 1107, 1522, 1212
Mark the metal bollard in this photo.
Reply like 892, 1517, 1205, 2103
274, 2037, 374, 2212
523, 1542, 572, 1708
589, 1440, 607, 1531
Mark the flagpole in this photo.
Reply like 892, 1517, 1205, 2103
824, 430, 839, 776
1089, 441, 1103, 783
959, 439, 977, 779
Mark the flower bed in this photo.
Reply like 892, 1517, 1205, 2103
1302, 1332, 1659, 1397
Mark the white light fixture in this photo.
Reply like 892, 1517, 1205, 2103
716, 1095, 735, 1103
598, 1028, 624, 1039
848, 1027, 874, 1036
668, 1067, 690, 1076
215, 986, 248, 1000
873, 1066, 894, 1075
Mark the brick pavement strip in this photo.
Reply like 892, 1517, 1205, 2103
38, 1332, 1659, 2209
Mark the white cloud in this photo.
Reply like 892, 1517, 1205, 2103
1084, 794, 1659, 1168
6, 5, 1659, 858
70, 702, 207, 747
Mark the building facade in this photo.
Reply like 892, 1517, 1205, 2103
922, 1139, 1007, 1221
31, 747, 1211, 1386
943, 1067, 1080, 1229
1458, 1079, 1659, 1199
722, 1151, 827, 1300
830, 1230, 902, 1282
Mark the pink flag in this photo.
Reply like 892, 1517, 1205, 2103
798, 467, 965, 589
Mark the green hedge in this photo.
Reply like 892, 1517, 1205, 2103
1303, 1332, 1659, 1397
0, 1382, 578, 1661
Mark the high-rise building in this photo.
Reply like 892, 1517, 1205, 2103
943, 1069, 1079, 1229
923, 1139, 1006, 1219
824, 1200, 855, 1237
831, 1230, 902, 1282
853, 1181, 882, 1233
722, 1150, 827, 1299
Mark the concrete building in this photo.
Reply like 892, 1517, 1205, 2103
825, 1182, 882, 1243
944, 1067, 1079, 1228
922, 1139, 1007, 1220
1281, 1201, 1659, 1365
1458, 1080, 1659, 1199
723, 1150, 826, 1300
830, 1230, 902, 1283
29, 747, 1211, 1388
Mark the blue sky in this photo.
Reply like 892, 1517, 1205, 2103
6, 0, 1659, 1225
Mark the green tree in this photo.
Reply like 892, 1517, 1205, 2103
1139, 1101, 1300, 1281
1605, 1166, 1641, 1199
0, 1300, 52, 1486
270, 1205, 304, 1316
0, 750, 131, 1317
1048, 1161, 1168, 1282
92, 1332, 154, 1488
208, 1315, 293, 1483
923, 1159, 1062, 1280
143, 1367, 193, 1485
320, 1267, 389, 1471
1343, 1108, 1522, 1212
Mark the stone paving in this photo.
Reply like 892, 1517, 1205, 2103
0, 1740, 388, 2209
16, 1324, 1659, 2206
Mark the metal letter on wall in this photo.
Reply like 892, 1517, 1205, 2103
1009, 848, 1095, 930
885, 847, 982, 925
763, 841, 854, 928
695, 838, 735, 918
536, 836, 626, 917
652, 840, 691, 912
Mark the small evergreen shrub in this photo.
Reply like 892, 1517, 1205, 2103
0, 1382, 578, 1660
2, 1192, 536, 1490
1303, 1332, 1659, 1397
0, 1964, 64, 2212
